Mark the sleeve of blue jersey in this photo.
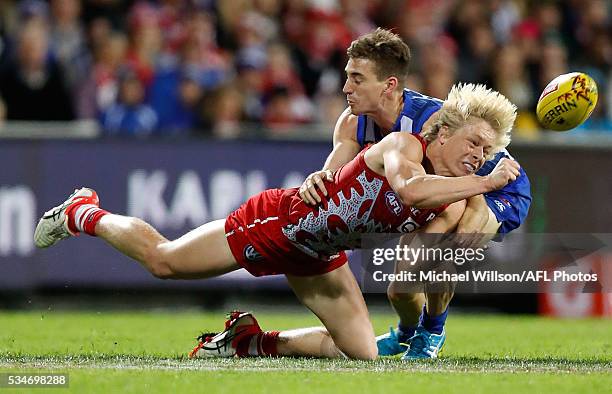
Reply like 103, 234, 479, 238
483, 167, 532, 237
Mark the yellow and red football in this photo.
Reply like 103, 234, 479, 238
536, 72, 598, 131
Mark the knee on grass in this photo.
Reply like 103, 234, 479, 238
331, 331, 378, 360
304, 327, 377, 360
341, 342, 378, 361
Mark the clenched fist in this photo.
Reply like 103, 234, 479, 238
485, 158, 520, 191
299, 169, 334, 205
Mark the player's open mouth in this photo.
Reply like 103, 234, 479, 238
463, 162, 476, 173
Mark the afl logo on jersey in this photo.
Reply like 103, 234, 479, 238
385, 191, 403, 216
243, 244, 263, 262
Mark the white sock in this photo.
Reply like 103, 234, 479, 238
72, 204, 100, 233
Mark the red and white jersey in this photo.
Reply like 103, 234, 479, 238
279, 136, 448, 260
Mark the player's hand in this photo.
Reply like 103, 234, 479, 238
485, 158, 520, 191
452, 196, 491, 248
299, 170, 334, 205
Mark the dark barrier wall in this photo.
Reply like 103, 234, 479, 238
0, 139, 328, 290
1, 139, 611, 291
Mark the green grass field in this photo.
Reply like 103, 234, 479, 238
1, 310, 610, 393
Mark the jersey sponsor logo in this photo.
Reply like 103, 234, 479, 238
494, 200, 506, 212
243, 244, 263, 262
385, 191, 403, 216
398, 217, 420, 233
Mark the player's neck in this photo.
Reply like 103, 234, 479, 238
369, 92, 404, 133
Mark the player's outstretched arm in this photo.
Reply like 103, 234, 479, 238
367, 133, 520, 208
299, 108, 361, 205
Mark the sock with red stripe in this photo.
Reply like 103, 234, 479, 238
67, 204, 109, 236
238, 331, 280, 357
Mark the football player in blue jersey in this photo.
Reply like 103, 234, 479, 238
298, 28, 531, 359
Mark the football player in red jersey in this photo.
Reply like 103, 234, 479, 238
34, 83, 518, 360
299, 28, 531, 359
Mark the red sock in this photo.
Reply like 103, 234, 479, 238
238, 331, 280, 357
260, 331, 280, 356
67, 204, 109, 236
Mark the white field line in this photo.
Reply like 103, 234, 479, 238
0, 359, 609, 373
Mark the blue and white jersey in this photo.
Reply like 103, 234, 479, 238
357, 89, 443, 146
356, 88, 531, 235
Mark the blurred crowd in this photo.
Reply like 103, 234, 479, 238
0, 0, 609, 138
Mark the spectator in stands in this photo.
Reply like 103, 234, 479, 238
291, 8, 350, 98
199, 83, 245, 139
315, 92, 346, 131
77, 31, 128, 119
125, 2, 162, 87
492, 44, 534, 110
0, 19, 74, 121
538, 39, 569, 92
262, 86, 305, 134
99, 67, 157, 136
235, 46, 267, 122
87, 17, 113, 54
49, 0, 90, 98
177, 11, 229, 89
148, 64, 204, 134
148, 11, 229, 134
492, 44, 539, 135
457, 22, 496, 84
0, 0, 608, 135
419, 36, 458, 99
157, 0, 191, 55
511, 21, 541, 94
534, 1, 563, 38
489, 0, 521, 44
339, 0, 377, 38
282, 0, 308, 46
261, 42, 313, 127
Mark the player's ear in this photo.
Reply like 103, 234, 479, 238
438, 126, 450, 145
385, 77, 398, 94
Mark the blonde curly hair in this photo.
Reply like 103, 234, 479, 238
421, 83, 517, 159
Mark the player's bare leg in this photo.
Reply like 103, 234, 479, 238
424, 288, 454, 317
249, 264, 377, 359
278, 264, 377, 359
377, 202, 467, 356
406, 207, 501, 332
387, 271, 425, 328
190, 264, 377, 360
34, 188, 240, 279
401, 205, 500, 359
95, 216, 239, 279
376, 254, 425, 356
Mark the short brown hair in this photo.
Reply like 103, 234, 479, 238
347, 28, 411, 84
